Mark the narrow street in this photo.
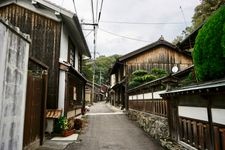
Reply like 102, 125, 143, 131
66, 102, 163, 150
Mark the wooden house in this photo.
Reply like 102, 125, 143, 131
109, 36, 193, 110
0, 0, 90, 149
85, 81, 102, 104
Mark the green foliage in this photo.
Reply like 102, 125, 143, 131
54, 116, 69, 133
128, 68, 167, 88
193, 6, 225, 81
151, 68, 167, 78
82, 54, 120, 84
173, 0, 225, 45
142, 74, 157, 82
180, 71, 197, 86
132, 70, 148, 76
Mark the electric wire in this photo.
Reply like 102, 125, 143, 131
98, 0, 104, 23
85, 30, 93, 37
96, 0, 99, 23
99, 28, 149, 43
91, 0, 95, 24
72, 0, 77, 14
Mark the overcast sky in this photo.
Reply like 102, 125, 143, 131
49, 0, 200, 57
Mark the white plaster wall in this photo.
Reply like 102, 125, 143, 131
137, 94, 144, 100
58, 24, 68, 115
178, 106, 208, 121
144, 93, 152, 99
58, 71, 65, 114
129, 96, 133, 100
111, 74, 116, 87
59, 24, 68, 61
153, 90, 165, 99
212, 109, 225, 125
75, 49, 79, 70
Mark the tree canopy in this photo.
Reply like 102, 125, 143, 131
193, 5, 225, 81
173, 0, 225, 44
82, 54, 120, 84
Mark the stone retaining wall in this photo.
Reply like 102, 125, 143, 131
127, 109, 187, 150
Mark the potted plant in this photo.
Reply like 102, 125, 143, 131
55, 116, 74, 137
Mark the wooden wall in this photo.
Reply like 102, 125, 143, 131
0, 4, 61, 108
125, 45, 192, 74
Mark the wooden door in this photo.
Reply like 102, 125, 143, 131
23, 72, 45, 148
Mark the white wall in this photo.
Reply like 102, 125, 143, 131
178, 106, 208, 121
75, 48, 79, 70
153, 90, 165, 99
144, 93, 152, 99
111, 74, 116, 87
59, 24, 68, 61
212, 109, 225, 125
137, 94, 144, 100
58, 24, 68, 114
58, 71, 65, 114
129, 90, 165, 100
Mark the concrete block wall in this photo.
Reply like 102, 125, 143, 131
0, 19, 30, 150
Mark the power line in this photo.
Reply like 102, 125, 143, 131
85, 20, 189, 25
72, 0, 77, 14
98, 0, 104, 23
96, 0, 99, 23
99, 28, 149, 43
85, 30, 93, 37
91, 0, 95, 24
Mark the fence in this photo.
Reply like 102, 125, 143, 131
129, 99, 167, 117
179, 116, 225, 150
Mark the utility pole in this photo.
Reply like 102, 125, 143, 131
91, 25, 98, 105
99, 69, 102, 85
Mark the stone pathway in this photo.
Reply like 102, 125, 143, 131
66, 102, 163, 150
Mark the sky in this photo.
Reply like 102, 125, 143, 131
49, 0, 200, 57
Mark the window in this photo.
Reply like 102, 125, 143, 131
73, 86, 76, 100
68, 39, 76, 67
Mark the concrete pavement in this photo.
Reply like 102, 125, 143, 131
66, 102, 163, 150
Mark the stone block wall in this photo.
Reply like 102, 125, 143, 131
127, 109, 187, 150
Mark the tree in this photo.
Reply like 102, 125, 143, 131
193, 6, 225, 81
173, 0, 225, 44
82, 54, 120, 84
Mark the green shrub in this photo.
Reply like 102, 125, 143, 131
54, 116, 68, 133
151, 68, 167, 78
132, 70, 148, 76
193, 6, 225, 81
142, 74, 156, 82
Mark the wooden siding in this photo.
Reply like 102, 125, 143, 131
129, 100, 167, 117
0, 4, 61, 108
125, 46, 192, 74
66, 73, 84, 113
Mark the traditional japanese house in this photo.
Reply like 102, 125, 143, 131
0, 0, 90, 149
85, 81, 102, 104
109, 36, 193, 110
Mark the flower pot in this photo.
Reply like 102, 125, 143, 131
62, 129, 75, 137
